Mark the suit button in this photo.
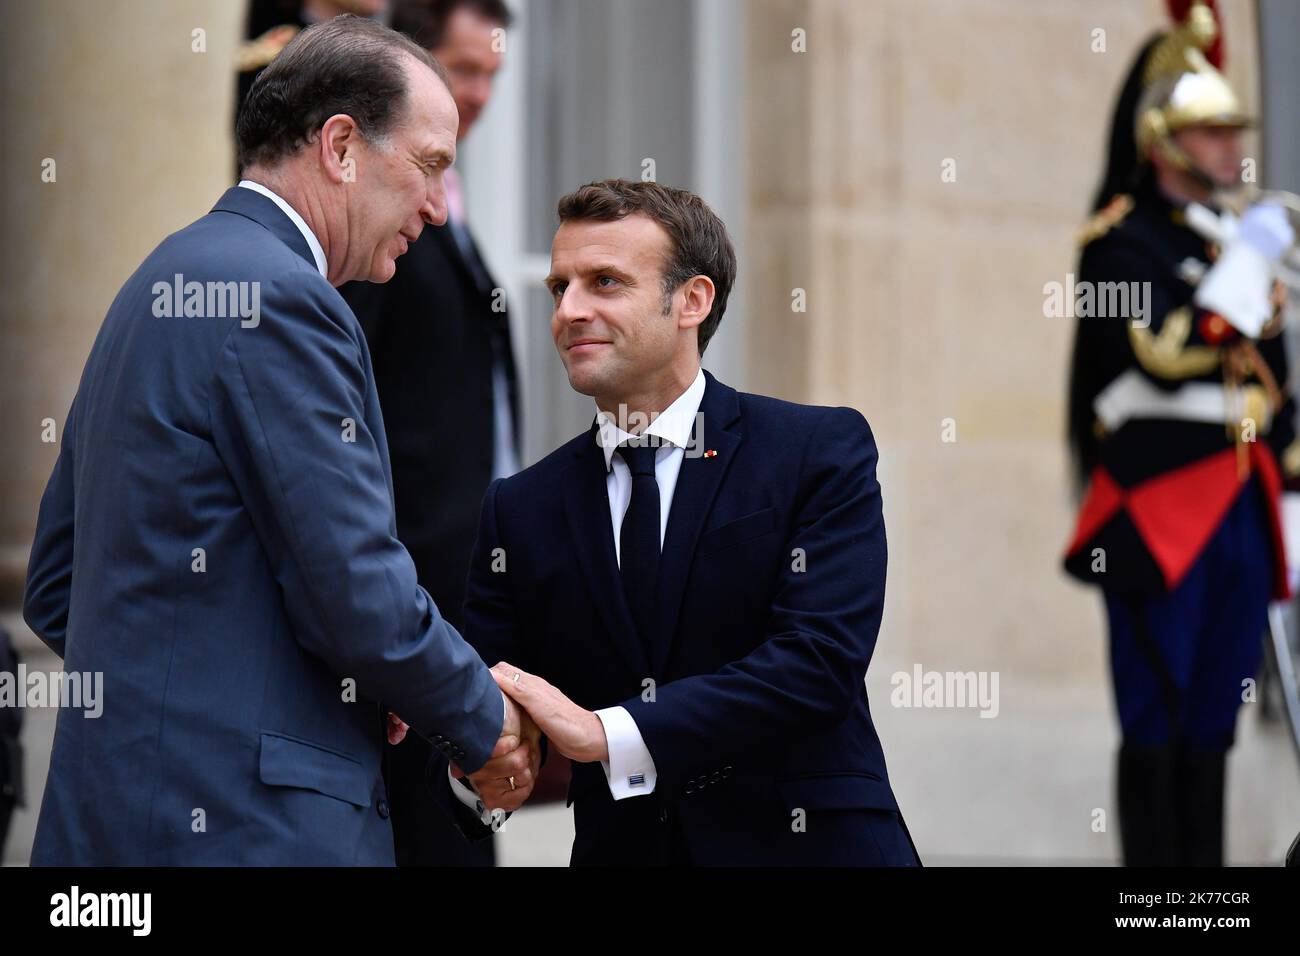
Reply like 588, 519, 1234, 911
377, 799, 390, 819
660, 808, 669, 823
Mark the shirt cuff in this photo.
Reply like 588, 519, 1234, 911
594, 706, 657, 800
447, 763, 503, 829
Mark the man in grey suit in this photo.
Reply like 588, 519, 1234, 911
22, 15, 531, 865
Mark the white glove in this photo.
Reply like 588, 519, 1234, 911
1238, 202, 1295, 263
1195, 202, 1291, 338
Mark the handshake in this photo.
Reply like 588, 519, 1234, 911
387, 661, 609, 813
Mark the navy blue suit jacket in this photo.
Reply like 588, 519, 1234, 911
442, 372, 918, 865
23, 187, 503, 865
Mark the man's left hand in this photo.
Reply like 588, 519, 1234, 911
492, 662, 609, 764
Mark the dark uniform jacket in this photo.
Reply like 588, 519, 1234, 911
1064, 178, 1296, 597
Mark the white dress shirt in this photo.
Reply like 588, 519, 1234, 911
236, 179, 328, 278
449, 368, 707, 818
591, 367, 706, 800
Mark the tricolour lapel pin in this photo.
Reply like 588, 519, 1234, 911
703, 449, 718, 458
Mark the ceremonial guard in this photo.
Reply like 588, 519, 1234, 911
1064, 1, 1298, 865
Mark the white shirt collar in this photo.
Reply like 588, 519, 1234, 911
595, 368, 707, 472
237, 179, 328, 278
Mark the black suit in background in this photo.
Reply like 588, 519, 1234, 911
341, 221, 519, 867
0, 627, 23, 860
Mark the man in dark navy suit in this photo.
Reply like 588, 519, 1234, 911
22, 16, 524, 865
437, 180, 920, 866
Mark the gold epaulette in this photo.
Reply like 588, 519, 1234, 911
1076, 194, 1135, 247
237, 24, 300, 73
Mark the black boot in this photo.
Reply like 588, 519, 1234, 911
1175, 748, 1226, 866
1117, 743, 1180, 866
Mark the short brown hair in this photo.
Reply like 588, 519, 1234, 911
556, 180, 737, 355
391, 0, 515, 50
236, 15, 448, 172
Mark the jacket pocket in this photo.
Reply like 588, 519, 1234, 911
697, 507, 778, 554
258, 732, 372, 807
777, 771, 898, 812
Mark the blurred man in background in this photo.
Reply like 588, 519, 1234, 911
1064, 0, 1297, 866
340, 0, 519, 868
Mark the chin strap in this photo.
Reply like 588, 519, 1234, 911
1152, 133, 1221, 195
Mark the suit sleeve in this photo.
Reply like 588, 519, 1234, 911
620, 407, 887, 794
428, 477, 541, 840
460, 479, 540, 672
210, 274, 503, 773
23, 399, 78, 659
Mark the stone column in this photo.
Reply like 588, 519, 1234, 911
0, 0, 243, 863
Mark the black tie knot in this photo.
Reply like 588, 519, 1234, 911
617, 441, 658, 477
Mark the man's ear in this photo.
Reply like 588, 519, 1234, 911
318, 113, 362, 185
677, 275, 715, 333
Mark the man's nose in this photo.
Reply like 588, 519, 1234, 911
468, 77, 492, 111
424, 178, 447, 227
554, 286, 591, 325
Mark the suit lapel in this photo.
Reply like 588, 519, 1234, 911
562, 425, 650, 678
430, 224, 474, 286
433, 221, 494, 294
651, 373, 742, 674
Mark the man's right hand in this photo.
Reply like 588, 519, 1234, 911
450, 691, 542, 812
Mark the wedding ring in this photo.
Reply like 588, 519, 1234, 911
512, 672, 520, 686
508, 776, 517, 790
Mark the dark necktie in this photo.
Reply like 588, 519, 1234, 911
617, 441, 660, 658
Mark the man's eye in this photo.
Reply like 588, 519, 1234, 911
596, 276, 617, 288
550, 283, 566, 299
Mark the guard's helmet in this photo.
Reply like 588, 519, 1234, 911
1135, 0, 1251, 172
